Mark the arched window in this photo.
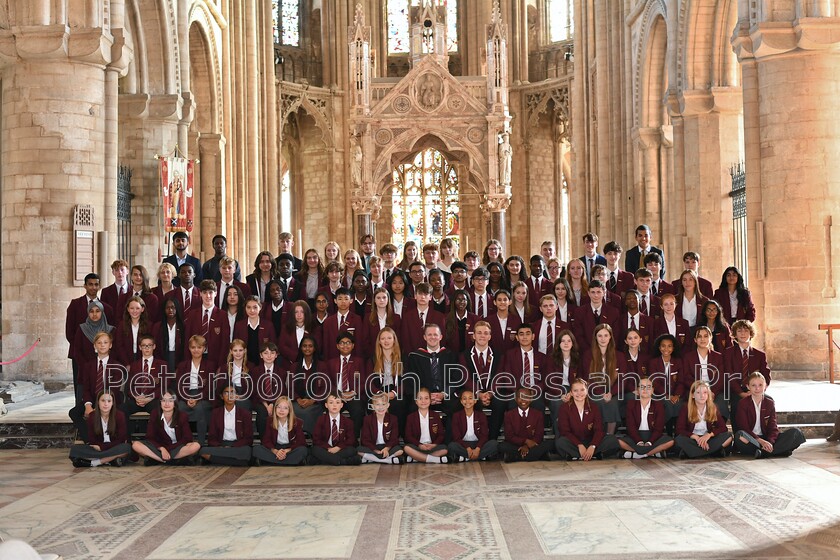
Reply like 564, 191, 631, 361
548, 0, 573, 43
392, 148, 460, 248
388, 0, 459, 54
273, 0, 301, 46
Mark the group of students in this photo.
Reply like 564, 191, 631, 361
65, 226, 805, 467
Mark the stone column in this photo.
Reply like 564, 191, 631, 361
484, 194, 511, 253
198, 134, 226, 256
352, 196, 380, 241
733, 5, 840, 376
0, 27, 112, 380
632, 127, 662, 231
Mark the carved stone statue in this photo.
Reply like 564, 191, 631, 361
498, 131, 512, 186
351, 137, 363, 187
417, 73, 442, 110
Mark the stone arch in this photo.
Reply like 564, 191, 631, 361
187, 22, 219, 133
641, 14, 669, 128
633, 0, 671, 128
372, 131, 487, 199
188, 2, 223, 132
123, 0, 179, 95
681, 0, 740, 91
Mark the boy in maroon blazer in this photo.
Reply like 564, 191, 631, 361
645, 253, 675, 297
498, 387, 552, 462
602, 241, 636, 297
461, 321, 506, 439
175, 334, 215, 445
400, 283, 446, 353
616, 290, 654, 353
167, 263, 201, 316
632, 269, 661, 318
500, 324, 548, 412
251, 342, 286, 437
570, 280, 619, 354
725, 320, 771, 430
122, 334, 170, 427
357, 392, 404, 464
525, 255, 552, 308
467, 268, 495, 318
734, 372, 805, 458
531, 295, 568, 355
318, 288, 363, 361
100, 259, 130, 313
311, 393, 361, 465
325, 331, 367, 438
216, 256, 251, 308
184, 279, 231, 366
448, 390, 499, 462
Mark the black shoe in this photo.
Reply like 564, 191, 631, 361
143, 458, 156, 466
111, 458, 125, 467
503, 452, 517, 463
343, 455, 362, 466
678, 450, 687, 460
71, 458, 91, 468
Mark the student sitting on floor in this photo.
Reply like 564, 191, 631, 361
253, 396, 309, 466
311, 392, 361, 466
357, 392, 404, 464
448, 389, 499, 462
499, 386, 552, 463
555, 378, 619, 461
675, 380, 733, 459
734, 372, 806, 458
618, 375, 674, 459
200, 383, 254, 466
404, 388, 449, 463
132, 385, 201, 465
69, 389, 131, 468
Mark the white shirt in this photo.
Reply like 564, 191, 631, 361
698, 352, 709, 382
131, 323, 140, 354
295, 325, 306, 346
392, 298, 404, 316
418, 412, 432, 444
276, 421, 290, 445
231, 363, 243, 387
223, 407, 237, 441
162, 415, 178, 443
752, 398, 763, 436
101, 417, 111, 443
729, 292, 739, 318
639, 401, 651, 432
665, 317, 676, 336
227, 312, 236, 340
497, 316, 508, 336
378, 314, 388, 329
557, 304, 568, 323
328, 413, 341, 446
189, 361, 201, 390
573, 288, 582, 305
561, 358, 571, 386
463, 413, 477, 442
538, 320, 554, 354
218, 282, 231, 306
376, 418, 386, 445
473, 292, 489, 317
693, 408, 708, 436
682, 295, 698, 326
627, 312, 641, 328
181, 286, 193, 304
167, 323, 177, 351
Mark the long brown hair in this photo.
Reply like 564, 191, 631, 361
368, 287, 395, 327
272, 395, 297, 431
687, 380, 719, 424
122, 295, 150, 334
589, 324, 617, 385
92, 390, 117, 438
373, 327, 403, 375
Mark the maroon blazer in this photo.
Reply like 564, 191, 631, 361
175, 357, 217, 401
673, 275, 714, 299
152, 320, 185, 362
675, 293, 709, 325
71, 327, 101, 366
530, 317, 569, 355
277, 327, 312, 365
466, 288, 497, 318
680, 349, 726, 397
126, 357, 170, 400
486, 312, 521, 356
503, 407, 545, 446
100, 283, 126, 314
65, 297, 115, 357
625, 399, 666, 443
400, 307, 446, 354
215, 280, 251, 308
184, 306, 231, 367
251, 363, 288, 406
232, 319, 277, 354
145, 409, 194, 450
623, 351, 650, 393
260, 301, 287, 332
615, 312, 655, 353
712, 288, 756, 325
735, 396, 779, 443
165, 286, 201, 315
450, 409, 489, 448
651, 279, 676, 297
635, 292, 661, 318
312, 413, 356, 449
460, 347, 500, 394
261, 417, 307, 449
317, 311, 364, 361
724, 345, 771, 394
557, 399, 604, 446
676, 406, 727, 438
80, 357, 126, 405
404, 410, 446, 446
570, 304, 620, 354
112, 322, 152, 365
646, 356, 684, 398
85, 410, 128, 450
315, 285, 340, 315
525, 276, 553, 308
117, 291, 160, 323
605, 268, 635, 296
207, 405, 253, 446
150, 285, 176, 309
291, 358, 327, 400
360, 412, 401, 449
361, 314, 402, 356
651, 316, 693, 353
499, 347, 549, 394
443, 312, 480, 355
581, 352, 629, 396
325, 355, 368, 396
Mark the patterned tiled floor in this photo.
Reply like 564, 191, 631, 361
1, 442, 840, 559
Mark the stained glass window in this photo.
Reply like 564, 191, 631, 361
274, 0, 300, 47
548, 0, 573, 43
392, 148, 460, 249
388, 0, 458, 54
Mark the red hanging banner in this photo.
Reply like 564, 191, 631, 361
160, 156, 195, 232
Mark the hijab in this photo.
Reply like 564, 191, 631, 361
80, 301, 114, 342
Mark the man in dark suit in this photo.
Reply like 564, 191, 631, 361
359, 234, 377, 274
163, 231, 202, 287
624, 224, 665, 278
580, 232, 607, 281
278, 232, 303, 273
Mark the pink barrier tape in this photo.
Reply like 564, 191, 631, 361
0, 337, 41, 365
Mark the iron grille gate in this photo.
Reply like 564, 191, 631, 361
117, 165, 134, 262
729, 162, 747, 285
